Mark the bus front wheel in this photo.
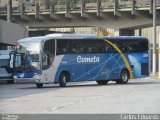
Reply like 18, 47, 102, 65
59, 72, 70, 87
36, 83, 43, 88
116, 70, 129, 84
96, 80, 108, 85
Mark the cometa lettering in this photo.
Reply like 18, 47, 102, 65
77, 56, 100, 63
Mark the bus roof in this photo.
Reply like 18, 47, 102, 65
101, 36, 148, 40
45, 33, 98, 39
18, 34, 148, 43
18, 33, 99, 42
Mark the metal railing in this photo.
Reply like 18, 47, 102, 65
0, 0, 160, 14
136, 0, 150, 7
101, 0, 114, 9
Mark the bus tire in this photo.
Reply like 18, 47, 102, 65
36, 83, 43, 88
117, 70, 129, 84
59, 72, 70, 87
96, 80, 108, 85
7, 80, 15, 84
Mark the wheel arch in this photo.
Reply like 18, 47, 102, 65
59, 70, 71, 82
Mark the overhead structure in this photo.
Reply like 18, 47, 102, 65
0, 0, 160, 29
7, 0, 12, 22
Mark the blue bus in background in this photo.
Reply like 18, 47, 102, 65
13, 34, 149, 88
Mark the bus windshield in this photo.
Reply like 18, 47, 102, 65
15, 41, 41, 72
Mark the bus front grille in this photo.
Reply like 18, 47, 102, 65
141, 63, 149, 75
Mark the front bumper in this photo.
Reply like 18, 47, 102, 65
0, 76, 13, 81
13, 77, 42, 84
0, 78, 13, 81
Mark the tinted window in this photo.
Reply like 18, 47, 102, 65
57, 40, 69, 55
111, 39, 148, 53
83, 40, 106, 53
69, 40, 106, 54
104, 41, 117, 53
69, 40, 84, 54
56, 39, 117, 54
138, 40, 148, 52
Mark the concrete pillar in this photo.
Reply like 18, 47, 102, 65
150, 0, 153, 14
81, 0, 86, 17
97, 0, 101, 17
65, 1, 70, 18
114, 29, 135, 36
50, 1, 55, 19
7, 0, 12, 22
152, 0, 157, 76
139, 29, 142, 36
159, 33, 160, 79
35, 2, 40, 19
20, 2, 25, 19
114, 0, 118, 16
131, 0, 136, 15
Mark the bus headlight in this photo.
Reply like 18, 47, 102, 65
33, 74, 41, 79
13, 75, 17, 79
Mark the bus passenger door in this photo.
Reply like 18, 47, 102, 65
42, 39, 55, 83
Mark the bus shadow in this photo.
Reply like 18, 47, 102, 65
63, 81, 160, 88
19, 85, 60, 89
0, 81, 159, 101
18, 80, 160, 89
126, 81, 160, 85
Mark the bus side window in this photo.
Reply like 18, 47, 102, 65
69, 40, 84, 54
139, 40, 148, 52
97, 41, 106, 53
57, 40, 69, 55
110, 40, 123, 53
125, 40, 139, 53
105, 42, 116, 53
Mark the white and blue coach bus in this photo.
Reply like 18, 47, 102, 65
0, 50, 15, 83
13, 34, 149, 88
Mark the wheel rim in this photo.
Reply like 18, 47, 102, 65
122, 72, 128, 81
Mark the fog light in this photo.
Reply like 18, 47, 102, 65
33, 74, 41, 79
13, 76, 17, 79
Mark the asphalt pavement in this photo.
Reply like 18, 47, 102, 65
0, 78, 160, 114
